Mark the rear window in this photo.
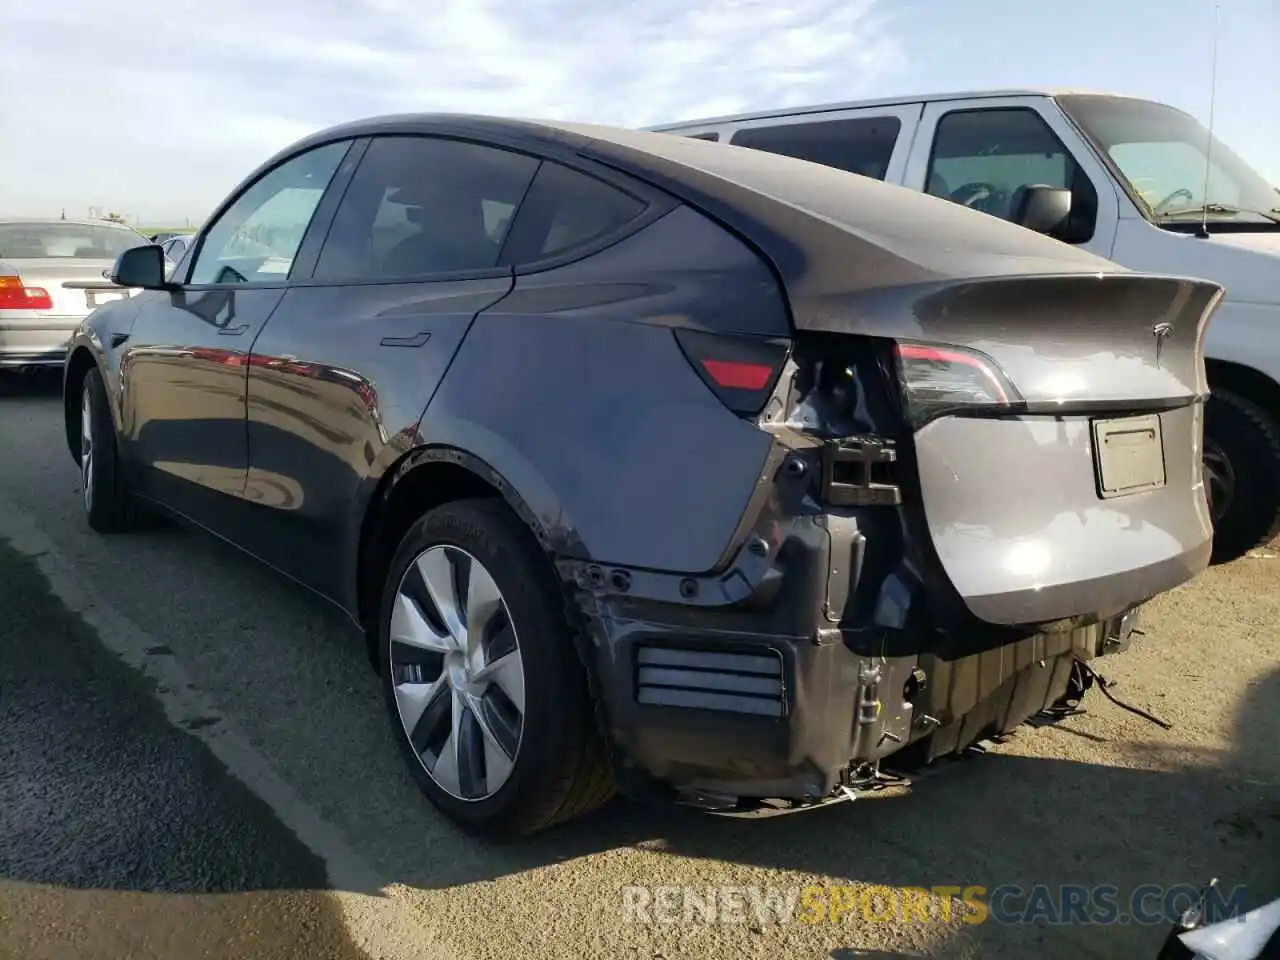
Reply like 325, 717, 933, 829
498, 162, 646, 266
0, 223, 146, 259
730, 117, 902, 180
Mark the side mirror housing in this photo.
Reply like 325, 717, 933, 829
111, 243, 171, 290
1011, 185, 1073, 237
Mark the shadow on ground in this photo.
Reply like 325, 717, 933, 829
1, 368, 1276, 960
0, 368, 61, 398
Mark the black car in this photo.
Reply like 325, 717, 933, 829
63, 114, 1222, 839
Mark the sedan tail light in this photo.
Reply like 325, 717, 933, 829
0, 275, 53, 311
894, 340, 1023, 428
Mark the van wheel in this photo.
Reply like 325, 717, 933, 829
79, 367, 141, 534
377, 498, 614, 840
1204, 388, 1280, 564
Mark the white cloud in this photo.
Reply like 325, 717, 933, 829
0, 0, 903, 223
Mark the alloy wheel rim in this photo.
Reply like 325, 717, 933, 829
389, 544, 526, 801
1202, 442, 1235, 525
80, 390, 93, 511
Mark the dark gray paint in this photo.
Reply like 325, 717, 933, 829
238, 278, 511, 600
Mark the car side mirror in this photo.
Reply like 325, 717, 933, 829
111, 243, 171, 290
1011, 185, 1073, 237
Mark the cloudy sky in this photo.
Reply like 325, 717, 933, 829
1, 0, 1275, 224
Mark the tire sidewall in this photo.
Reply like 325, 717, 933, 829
376, 501, 588, 833
81, 368, 125, 529
1205, 390, 1280, 562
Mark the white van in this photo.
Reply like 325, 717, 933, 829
650, 88, 1280, 564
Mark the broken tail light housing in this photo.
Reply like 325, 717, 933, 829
894, 340, 1023, 428
674, 328, 791, 416
0, 275, 53, 311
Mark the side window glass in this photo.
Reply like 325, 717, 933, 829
189, 142, 348, 285
730, 117, 901, 179
313, 136, 539, 281
498, 162, 646, 266
685, 132, 719, 142
925, 108, 1096, 241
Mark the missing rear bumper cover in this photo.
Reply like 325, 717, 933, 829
820, 436, 902, 506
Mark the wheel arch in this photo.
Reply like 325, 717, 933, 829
1206, 357, 1280, 424
63, 346, 100, 464
353, 445, 562, 646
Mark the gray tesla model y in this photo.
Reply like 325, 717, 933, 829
62, 114, 1222, 839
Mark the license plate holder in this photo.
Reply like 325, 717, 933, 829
1092, 414, 1167, 499
85, 289, 128, 309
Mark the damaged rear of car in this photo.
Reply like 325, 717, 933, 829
547, 125, 1222, 812
97, 113, 1218, 839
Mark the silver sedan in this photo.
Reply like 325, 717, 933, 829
0, 219, 152, 370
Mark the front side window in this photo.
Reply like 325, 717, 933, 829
730, 116, 902, 180
312, 136, 540, 281
189, 141, 349, 286
925, 107, 1096, 241
1059, 94, 1279, 226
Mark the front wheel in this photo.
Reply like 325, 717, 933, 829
78, 367, 140, 534
1204, 388, 1280, 564
377, 498, 614, 840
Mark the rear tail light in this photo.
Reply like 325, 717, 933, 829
674, 329, 790, 415
0, 275, 53, 311
894, 340, 1023, 427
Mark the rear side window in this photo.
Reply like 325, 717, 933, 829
684, 132, 720, 142
730, 117, 902, 179
313, 136, 539, 281
925, 107, 1096, 241
498, 162, 646, 267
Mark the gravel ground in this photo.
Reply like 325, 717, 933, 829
1, 369, 1276, 960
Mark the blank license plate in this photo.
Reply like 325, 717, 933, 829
85, 289, 127, 308
1092, 414, 1166, 498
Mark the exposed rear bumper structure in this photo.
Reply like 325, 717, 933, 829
565, 432, 1190, 810
595, 612, 1138, 807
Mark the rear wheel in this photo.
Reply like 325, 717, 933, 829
377, 498, 613, 839
78, 367, 139, 534
1204, 388, 1280, 564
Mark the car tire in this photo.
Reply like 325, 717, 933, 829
1204, 388, 1280, 564
377, 498, 614, 840
78, 367, 140, 534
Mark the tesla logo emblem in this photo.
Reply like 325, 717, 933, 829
1152, 322, 1174, 367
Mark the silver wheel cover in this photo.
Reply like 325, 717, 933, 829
80, 388, 94, 511
389, 545, 526, 801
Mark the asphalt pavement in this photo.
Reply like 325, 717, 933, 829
1, 369, 1277, 960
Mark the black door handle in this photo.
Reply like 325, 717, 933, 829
218, 323, 251, 336
380, 331, 431, 348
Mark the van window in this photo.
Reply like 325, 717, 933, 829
925, 107, 1096, 241
730, 117, 901, 180
1058, 94, 1279, 225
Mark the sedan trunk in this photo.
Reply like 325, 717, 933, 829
4, 258, 126, 319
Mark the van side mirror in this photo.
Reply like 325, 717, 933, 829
111, 243, 171, 290
1011, 185, 1073, 237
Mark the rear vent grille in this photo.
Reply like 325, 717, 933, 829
635, 645, 785, 717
